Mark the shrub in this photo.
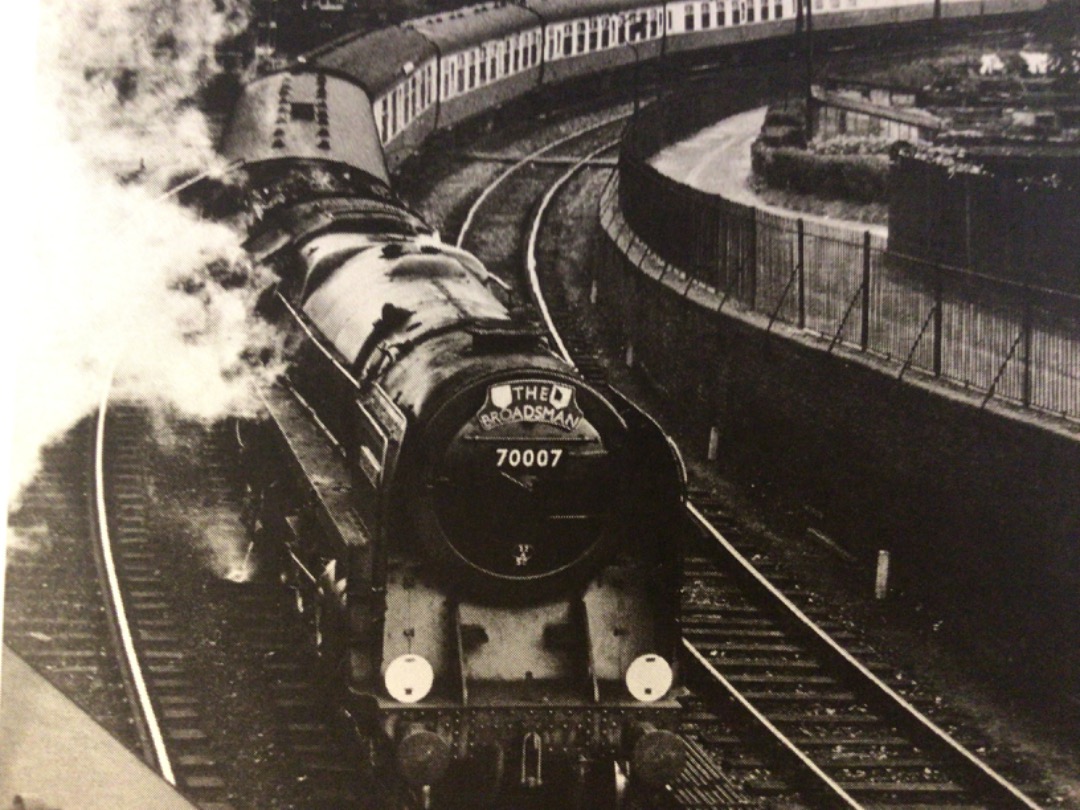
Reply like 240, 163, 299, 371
752, 141, 890, 203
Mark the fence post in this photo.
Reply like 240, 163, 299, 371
860, 230, 871, 351
1022, 287, 1033, 408
797, 218, 806, 329
748, 209, 758, 311
719, 204, 728, 293
933, 265, 943, 377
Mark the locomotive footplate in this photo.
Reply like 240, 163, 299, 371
259, 382, 373, 556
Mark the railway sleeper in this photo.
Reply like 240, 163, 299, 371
840, 780, 969, 795
766, 712, 886, 725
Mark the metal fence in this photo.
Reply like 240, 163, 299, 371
617, 106, 1080, 421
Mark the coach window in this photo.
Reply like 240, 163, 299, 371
649, 9, 659, 37
775, 0, 784, 16
489, 46, 498, 81
576, 21, 586, 53
601, 17, 610, 47
684, 3, 695, 30
588, 19, 598, 50
561, 24, 571, 56
701, 2, 712, 27
479, 47, 487, 83
761, 0, 769, 20
379, 98, 388, 142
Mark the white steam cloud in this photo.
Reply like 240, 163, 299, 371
7, 0, 284, 505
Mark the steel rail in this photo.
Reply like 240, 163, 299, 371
525, 139, 621, 367
94, 374, 176, 784
521, 147, 1042, 810
682, 639, 863, 809
685, 502, 1042, 809
455, 113, 630, 250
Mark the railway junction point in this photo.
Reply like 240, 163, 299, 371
0, 646, 197, 810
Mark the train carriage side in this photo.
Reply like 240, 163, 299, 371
310, 26, 440, 171
938, 0, 1046, 19
528, 0, 668, 85
788, 0, 1043, 33
662, 0, 798, 55
408, 3, 545, 132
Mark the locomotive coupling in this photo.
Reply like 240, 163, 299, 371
624, 721, 687, 788
396, 724, 452, 791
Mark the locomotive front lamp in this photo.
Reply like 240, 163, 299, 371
384, 654, 435, 703
625, 654, 673, 702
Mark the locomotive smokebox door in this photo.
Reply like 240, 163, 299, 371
409, 374, 632, 603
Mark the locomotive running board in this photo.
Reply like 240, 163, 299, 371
261, 382, 373, 555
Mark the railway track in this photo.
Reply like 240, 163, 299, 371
97, 403, 376, 809
4, 419, 137, 751
6, 394, 373, 809
443, 108, 1051, 809
680, 503, 1046, 809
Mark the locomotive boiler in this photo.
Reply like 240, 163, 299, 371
221, 69, 688, 807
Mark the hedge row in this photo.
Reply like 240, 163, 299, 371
751, 140, 890, 203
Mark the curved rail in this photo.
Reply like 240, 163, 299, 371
525, 139, 620, 367
455, 114, 629, 250
93, 374, 176, 784
520, 141, 1043, 810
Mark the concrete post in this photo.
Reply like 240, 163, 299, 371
875, 550, 890, 600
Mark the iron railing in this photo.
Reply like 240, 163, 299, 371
617, 104, 1080, 421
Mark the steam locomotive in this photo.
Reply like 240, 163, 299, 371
222, 68, 688, 807
218, 0, 1043, 804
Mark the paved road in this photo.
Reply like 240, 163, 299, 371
649, 107, 887, 237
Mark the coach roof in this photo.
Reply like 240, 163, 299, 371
222, 72, 390, 186
525, 0, 652, 21
408, 2, 540, 51
306, 26, 436, 97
